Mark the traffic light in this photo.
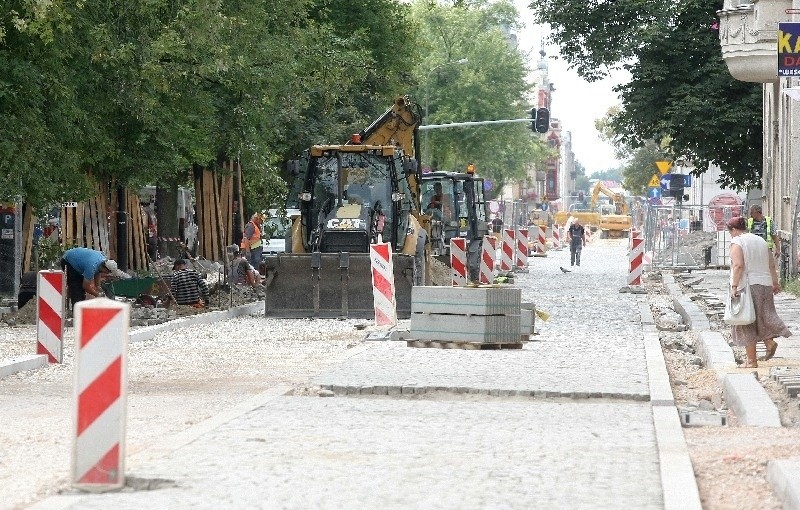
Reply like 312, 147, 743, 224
528, 108, 536, 131
534, 107, 550, 133
578, 191, 585, 203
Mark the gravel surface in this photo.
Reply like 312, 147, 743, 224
0, 315, 367, 509
4, 242, 800, 509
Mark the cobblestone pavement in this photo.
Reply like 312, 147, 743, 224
36, 240, 670, 509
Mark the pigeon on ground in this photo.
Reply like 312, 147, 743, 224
559, 266, 571, 273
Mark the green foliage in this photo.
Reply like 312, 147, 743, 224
783, 277, 800, 297
531, 0, 762, 190
409, 0, 546, 190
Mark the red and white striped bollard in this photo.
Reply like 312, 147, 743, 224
37, 270, 65, 363
628, 237, 644, 286
72, 298, 130, 491
516, 227, 529, 269
501, 229, 515, 272
480, 235, 497, 284
450, 237, 467, 286
370, 242, 397, 326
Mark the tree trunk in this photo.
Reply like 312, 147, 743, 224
156, 177, 181, 260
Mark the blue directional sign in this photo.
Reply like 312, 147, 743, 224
660, 174, 691, 190
647, 187, 661, 199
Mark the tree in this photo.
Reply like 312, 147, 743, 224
621, 142, 668, 196
531, 0, 762, 189
409, 0, 549, 191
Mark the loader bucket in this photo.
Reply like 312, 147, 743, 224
263, 253, 414, 319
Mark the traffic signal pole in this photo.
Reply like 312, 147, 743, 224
419, 107, 550, 134
418, 118, 533, 131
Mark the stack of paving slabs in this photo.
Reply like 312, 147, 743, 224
410, 286, 521, 346
769, 367, 800, 398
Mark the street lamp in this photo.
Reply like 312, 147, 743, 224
423, 58, 469, 167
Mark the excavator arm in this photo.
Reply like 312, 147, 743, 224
353, 96, 422, 158
590, 181, 628, 215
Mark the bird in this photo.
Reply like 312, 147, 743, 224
559, 266, 571, 273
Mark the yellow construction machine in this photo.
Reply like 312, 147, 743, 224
264, 96, 429, 318
590, 181, 632, 238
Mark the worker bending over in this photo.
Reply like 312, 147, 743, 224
61, 247, 129, 308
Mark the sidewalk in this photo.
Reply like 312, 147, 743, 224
32, 243, 696, 509
666, 268, 800, 508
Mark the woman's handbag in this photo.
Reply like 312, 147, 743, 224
724, 279, 756, 325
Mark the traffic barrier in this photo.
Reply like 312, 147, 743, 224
450, 237, 467, 286
370, 242, 397, 326
536, 225, 547, 253
628, 237, 644, 286
480, 235, 497, 284
37, 270, 65, 363
552, 224, 562, 249
515, 227, 529, 269
501, 229, 515, 272
71, 299, 130, 491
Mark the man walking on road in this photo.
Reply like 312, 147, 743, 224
567, 218, 586, 266
747, 204, 780, 257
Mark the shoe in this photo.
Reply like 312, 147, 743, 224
760, 340, 778, 361
739, 360, 758, 368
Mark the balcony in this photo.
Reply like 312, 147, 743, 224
717, 0, 790, 83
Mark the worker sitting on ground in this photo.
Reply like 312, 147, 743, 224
229, 246, 262, 288
170, 259, 210, 307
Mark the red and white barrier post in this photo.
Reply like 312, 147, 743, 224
552, 224, 561, 249
450, 237, 468, 286
37, 270, 65, 363
536, 225, 547, 253
628, 237, 644, 286
501, 229, 515, 272
480, 235, 497, 284
72, 298, 130, 491
515, 227, 529, 270
369, 243, 397, 326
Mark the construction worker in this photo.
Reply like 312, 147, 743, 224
747, 205, 780, 257
241, 213, 264, 270
169, 259, 210, 307
567, 218, 586, 267
60, 247, 129, 308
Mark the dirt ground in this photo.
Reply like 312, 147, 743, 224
646, 273, 800, 510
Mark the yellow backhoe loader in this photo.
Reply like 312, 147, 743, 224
590, 181, 632, 238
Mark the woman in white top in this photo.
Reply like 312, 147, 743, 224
727, 216, 790, 368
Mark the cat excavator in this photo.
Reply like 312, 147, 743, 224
263, 96, 430, 318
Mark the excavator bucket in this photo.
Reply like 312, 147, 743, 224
263, 253, 415, 319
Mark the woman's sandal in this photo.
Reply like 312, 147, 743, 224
761, 340, 778, 361
740, 360, 758, 369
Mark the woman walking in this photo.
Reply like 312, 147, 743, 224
727, 217, 791, 368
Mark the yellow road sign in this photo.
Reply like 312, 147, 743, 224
655, 161, 672, 175
648, 174, 661, 187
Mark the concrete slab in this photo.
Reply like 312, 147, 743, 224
0, 354, 48, 379
695, 331, 737, 373
723, 374, 782, 427
766, 457, 800, 510
411, 286, 521, 315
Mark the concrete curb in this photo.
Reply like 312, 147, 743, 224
767, 457, 800, 510
0, 354, 48, 379
723, 374, 782, 427
129, 300, 264, 343
663, 275, 783, 427
1, 302, 264, 381
640, 299, 702, 510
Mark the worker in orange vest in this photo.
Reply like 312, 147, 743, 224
240, 213, 264, 270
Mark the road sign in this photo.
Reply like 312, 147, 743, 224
660, 174, 691, 190
647, 187, 661, 199
647, 174, 660, 187
655, 161, 672, 175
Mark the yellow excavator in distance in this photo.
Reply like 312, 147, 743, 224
590, 181, 632, 238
